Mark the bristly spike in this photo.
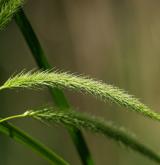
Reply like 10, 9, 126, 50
28, 108, 160, 163
1, 108, 160, 164
1, 70, 160, 122
0, 0, 24, 30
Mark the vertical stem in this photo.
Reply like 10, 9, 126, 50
15, 9, 94, 165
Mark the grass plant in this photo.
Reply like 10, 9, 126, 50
0, 0, 160, 165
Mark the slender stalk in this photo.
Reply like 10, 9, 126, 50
0, 113, 27, 123
0, 121, 69, 165
15, 9, 94, 165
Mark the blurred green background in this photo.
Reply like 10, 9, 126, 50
1, 0, 160, 164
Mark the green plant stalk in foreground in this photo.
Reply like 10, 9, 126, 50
1, 70, 160, 122
15, 9, 93, 165
1, 108, 160, 164
0, 121, 69, 165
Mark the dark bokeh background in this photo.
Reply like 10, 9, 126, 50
1, 0, 160, 164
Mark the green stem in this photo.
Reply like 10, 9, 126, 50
0, 114, 27, 123
0, 122, 69, 165
15, 9, 94, 165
